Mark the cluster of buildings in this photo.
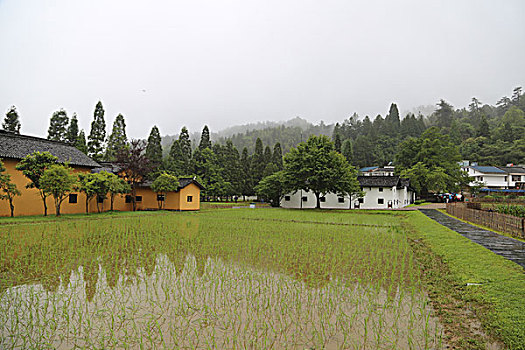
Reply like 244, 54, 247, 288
281, 165, 416, 210
460, 161, 525, 193
0, 131, 203, 217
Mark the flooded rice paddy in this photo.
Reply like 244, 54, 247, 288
1, 210, 444, 349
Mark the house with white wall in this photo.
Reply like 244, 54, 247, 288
498, 166, 525, 188
280, 175, 414, 209
461, 165, 508, 188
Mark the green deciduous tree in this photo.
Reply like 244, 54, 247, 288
15, 151, 58, 216
78, 173, 98, 213
40, 164, 78, 216
106, 172, 130, 211
88, 101, 107, 162
151, 172, 179, 209
0, 159, 21, 217
283, 135, 361, 209
47, 109, 69, 142
255, 171, 287, 207
2, 106, 21, 134
105, 114, 128, 161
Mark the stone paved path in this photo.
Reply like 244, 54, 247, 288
419, 209, 525, 269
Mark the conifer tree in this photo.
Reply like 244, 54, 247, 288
105, 114, 128, 161
179, 126, 192, 173
76, 130, 88, 154
272, 142, 283, 170
167, 139, 185, 175
2, 106, 21, 134
88, 101, 107, 162
47, 109, 69, 142
263, 145, 272, 165
476, 115, 490, 138
334, 133, 342, 152
341, 139, 354, 164
146, 125, 163, 172
199, 125, 212, 150
240, 147, 253, 198
385, 103, 401, 136
252, 138, 265, 185
65, 113, 79, 145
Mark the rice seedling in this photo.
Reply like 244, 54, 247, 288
1, 209, 444, 349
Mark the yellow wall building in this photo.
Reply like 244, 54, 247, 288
0, 131, 202, 217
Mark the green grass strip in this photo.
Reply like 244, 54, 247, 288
404, 210, 525, 349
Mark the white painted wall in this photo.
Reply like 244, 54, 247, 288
463, 167, 508, 188
281, 186, 414, 209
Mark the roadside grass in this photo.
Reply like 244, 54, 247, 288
403, 211, 525, 349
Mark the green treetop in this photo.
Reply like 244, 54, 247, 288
0, 159, 21, 217
40, 164, 78, 216
105, 114, 128, 161
283, 135, 361, 209
66, 113, 79, 145
88, 101, 107, 162
2, 106, 21, 134
151, 172, 179, 209
146, 125, 163, 172
198, 125, 212, 150
47, 109, 69, 142
76, 130, 88, 154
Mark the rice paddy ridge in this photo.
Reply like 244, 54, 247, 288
232, 216, 397, 228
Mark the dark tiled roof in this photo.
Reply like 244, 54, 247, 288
497, 166, 525, 174
0, 130, 100, 168
358, 175, 401, 187
92, 162, 122, 174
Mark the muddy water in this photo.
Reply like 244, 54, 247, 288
1, 254, 443, 349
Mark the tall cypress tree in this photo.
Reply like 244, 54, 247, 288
272, 142, 283, 170
146, 125, 163, 171
179, 126, 192, 173
66, 113, 79, 145
105, 114, 128, 161
385, 103, 401, 136
252, 138, 265, 185
263, 145, 272, 165
341, 139, 354, 164
47, 109, 69, 142
240, 147, 253, 198
76, 130, 88, 154
88, 101, 107, 162
2, 106, 21, 134
167, 139, 185, 175
334, 133, 342, 152
199, 125, 212, 150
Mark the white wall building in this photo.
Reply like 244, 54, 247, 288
498, 166, 525, 188
461, 165, 509, 188
280, 176, 415, 210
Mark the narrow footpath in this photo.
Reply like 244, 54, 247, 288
419, 209, 525, 269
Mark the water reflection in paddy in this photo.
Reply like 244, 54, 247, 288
1, 254, 442, 349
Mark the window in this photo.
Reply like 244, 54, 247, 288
338, 197, 344, 203
187, 195, 193, 202
285, 196, 291, 201
378, 187, 383, 192
125, 195, 132, 203
157, 194, 165, 201
97, 195, 104, 203
358, 198, 364, 204
68, 194, 77, 204
320, 196, 326, 202
135, 196, 142, 202
504, 176, 508, 182
512, 175, 521, 182
302, 196, 308, 202
378, 198, 384, 205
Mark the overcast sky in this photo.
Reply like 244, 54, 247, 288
0, 0, 524, 139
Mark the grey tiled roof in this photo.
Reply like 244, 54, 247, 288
0, 130, 100, 168
497, 166, 525, 174
138, 177, 205, 191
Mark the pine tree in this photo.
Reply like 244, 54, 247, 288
199, 125, 212, 150
65, 113, 79, 145
167, 139, 185, 175
47, 109, 69, 142
435, 99, 454, 129
272, 142, 283, 170
252, 138, 265, 185
385, 103, 401, 136
2, 106, 21, 134
105, 114, 128, 161
263, 145, 272, 165
146, 125, 163, 171
76, 130, 88, 154
179, 126, 192, 173
477, 115, 490, 138
240, 147, 253, 198
341, 139, 353, 164
334, 133, 342, 152
87, 101, 107, 162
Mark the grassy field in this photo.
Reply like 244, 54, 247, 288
1, 208, 524, 348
